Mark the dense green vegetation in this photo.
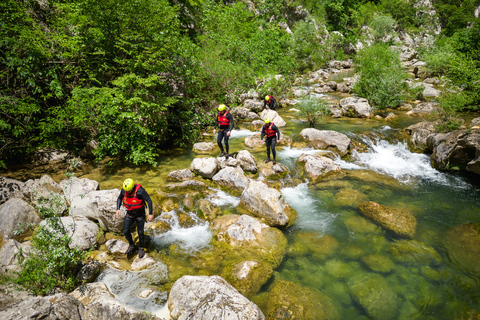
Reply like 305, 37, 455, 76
1, 0, 479, 167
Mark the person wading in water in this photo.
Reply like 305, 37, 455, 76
213, 104, 234, 159
116, 178, 153, 258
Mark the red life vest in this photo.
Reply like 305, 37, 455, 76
122, 184, 145, 211
265, 122, 276, 137
267, 96, 276, 103
217, 111, 230, 127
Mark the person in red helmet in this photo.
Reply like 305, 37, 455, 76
261, 117, 281, 164
264, 95, 277, 110
213, 104, 235, 159
116, 178, 153, 258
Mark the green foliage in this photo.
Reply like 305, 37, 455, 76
296, 96, 331, 127
369, 14, 396, 42
354, 43, 408, 109
258, 75, 294, 102
432, 0, 478, 36
15, 216, 88, 295
290, 20, 329, 71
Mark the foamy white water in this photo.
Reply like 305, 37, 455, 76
229, 129, 257, 138
152, 221, 212, 253
206, 188, 240, 207
281, 182, 337, 232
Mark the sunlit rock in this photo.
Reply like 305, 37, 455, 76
0, 177, 24, 205
245, 134, 266, 149
348, 273, 399, 320
238, 180, 297, 227
165, 180, 207, 191
297, 154, 342, 182
0, 198, 40, 240
192, 142, 216, 154
260, 109, 287, 127
59, 176, 99, 206
230, 107, 259, 120
196, 199, 221, 221
406, 102, 439, 115
258, 161, 289, 179
404, 121, 436, 151
145, 219, 171, 234
23, 174, 68, 216
444, 222, 480, 275
0, 239, 31, 277
168, 275, 265, 320
243, 99, 264, 113
106, 238, 130, 254
190, 157, 219, 179
212, 166, 249, 193
69, 189, 121, 233
390, 239, 443, 266
333, 188, 368, 208
265, 279, 340, 320
40, 215, 98, 250
77, 261, 101, 283
250, 120, 264, 131
362, 254, 396, 274
287, 231, 339, 262
221, 260, 273, 298
299, 128, 351, 156
358, 201, 417, 238
167, 169, 194, 182
339, 97, 374, 118
211, 214, 287, 268
236, 150, 258, 173
217, 155, 239, 169
131, 255, 164, 271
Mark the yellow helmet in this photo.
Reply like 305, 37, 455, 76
264, 118, 271, 123
218, 104, 226, 111
265, 95, 270, 101
123, 178, 134, 192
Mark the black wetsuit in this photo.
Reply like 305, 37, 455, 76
261, 123, 281, 161
116, 186, 153, 248
263, 96, 277, 110
214, 112, 235, 154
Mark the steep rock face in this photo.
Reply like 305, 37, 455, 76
168, 275, 265, 320
358, 201, 417, 238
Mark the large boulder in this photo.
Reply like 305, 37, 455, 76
167, 169, 194, 182
23, 175, 68, 216
69, 189, 121, 233
193, 142, 217, 154
239, 180, 297, 227
339, 97, 374, 118
0, 293, 85, 320
299, 128, 351, 156
358, 201, 417, 238
40, 215, 99, 250
0, 177, 24, 205
190, 157, 220, 179
298, 154, 342, 182
390, 239, 443, 266
443, 222, 480, 274
406, 102, 439, 116
260, 109, 287, 127
243, 99, 264, 113
212, 166, 250, 192
59, 176, 99, 205
404, 121, 436, 151
0, 239, 31, 277
230, 107, 260, 120
258, 162, 290, 180
0, 198, 40, 240
236, 150, 258, 173
221, 260, 273, 299
168, 275, 265, 320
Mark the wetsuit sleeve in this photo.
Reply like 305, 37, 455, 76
214, 116, 219, 130
261, 125, 265, 140
263, 100, 267, 109
274, 124, 280, 140
227, 113, 234, 131
116, 190, 125, 210
138, 188, 153, 215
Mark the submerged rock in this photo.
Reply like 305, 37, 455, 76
390, 239, 443, 266
362, 254, 396, 274
288, 231, 339, 262
444, 222, 480, 275
222, 260, 273, 298
358, 201, 417, 238
168, 275, 265, 320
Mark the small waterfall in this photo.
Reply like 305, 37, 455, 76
206, 188, 241, 207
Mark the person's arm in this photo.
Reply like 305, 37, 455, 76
115, 190, 124, 218
263, 100, 267, 109
274, 125, 280, 141
138, 188, 153, 216
227, 113, 234, 131
261, 125, 265, 140
214, 116, 219, 130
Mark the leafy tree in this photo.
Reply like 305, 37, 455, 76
296, 96, 331, 127
369, 14, 396, 41
353, 43, 409, 109
290, 20, 329, 71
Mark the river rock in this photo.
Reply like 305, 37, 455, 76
70, 282, 161, 320
390, 239, 443, 266
250, 120, 264, 131
470, 117, 480, 128
230, 107, 259, 120
193, 142, 216, 154
362, 254, 395, 274
167, 169, 194, 182
336, 82, 351, 93
190, 157, 219, 179
23, 174, 68, 216
347, 273, 399, 320
404, 121, 436, 151
299, 128, 351, 156
0, 177, 24, 205
40, 215, 99, 250
239, 180, 296, 227
288, 232, 339, 261
243, 99, 264, 113
165, 180, 207, 191
77, 261, 102, 283
423, 83, 440, 97
221, 260, 273, 298
0, 293, 85, 320
406, 102, 439, 115
444, 222, 480, 274
298, 154, 342, 182
196, 199, 221, 221
69, 189, 121, 233
0, 239, 31, 277
339, 97, 374, 118
333, 188, 368, 208
212, 166, 250, 192
0, 198, 40, 240
217, 155, 239, 169
106, 238, 130, 254
258, 161, 289, 179
265, 279, 340, 320
168, 275, 265, 320
236, 150, 258, 173
358, 201, 417, 238
60, 176, 99, 205
244, 134, 264, 149
260, 109, 286, 127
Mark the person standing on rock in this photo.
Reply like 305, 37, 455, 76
213, 104, 234, 159
115, 178, 153, 258
264, 95, 277, 110
261, 118, 280, 164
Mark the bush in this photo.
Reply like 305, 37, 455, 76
369, 14, 396, 42
353, 43, 408, 109
296, 96, 331, 127
290, 20, 329, 71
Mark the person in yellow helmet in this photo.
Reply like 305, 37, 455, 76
115, 178, 153, 258
261, 117, 281, 164
264, 95, 277, 110
213, 104, 235, 159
